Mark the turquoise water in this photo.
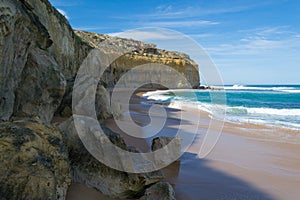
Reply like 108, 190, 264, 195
143, 85, 300, 130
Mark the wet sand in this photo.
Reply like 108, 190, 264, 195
67, 91, 300, 200
67, 183, 120, 200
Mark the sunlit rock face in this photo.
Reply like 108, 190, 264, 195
75, 30, 200, 89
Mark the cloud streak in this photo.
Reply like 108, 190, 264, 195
142, 20, 219, 28
120, 0, 278, 20
50, 0, 80, 7
206, 27, 300, 56
57, 8, 69, 19
108, 29, 187, 41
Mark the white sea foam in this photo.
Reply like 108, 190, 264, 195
142, 89, 300, 130
213, 105, 300, 130
278, 89, 300, 93
225, 106, 300, 116
246, 107, 300, 116
145, 94, 172, 101
142, 90, 168, 98
222, 85, 300, 93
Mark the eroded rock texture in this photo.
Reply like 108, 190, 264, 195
75, 30, 200, 89
58, 117, 163, 199
0, 120, 71, 200
139, 182, 176, 200
0, 0, 90, 122
0, 0, 198, 199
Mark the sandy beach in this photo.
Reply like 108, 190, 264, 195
2, 1, 299, 199
67, 91, 300, 200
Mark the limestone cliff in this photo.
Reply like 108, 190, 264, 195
0, 0, 199, 122
75, 30, 200, 89
0, 0, 91, 122
0, 0, 199, 199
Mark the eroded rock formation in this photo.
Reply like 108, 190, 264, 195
58, 117, 163, 198
139, 182, 176, 200
0, 120, 70, 200
75, 30, 200, 89
0, 0, 199, 199
0, 0, 90, 122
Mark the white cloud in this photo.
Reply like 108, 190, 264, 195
155, 5, 173, 13
206, 27, 300, 56
256, 27, 288, 36
50, 0, 80, 7
73, 27, 102, 31
188, 33, 215, 39
238, 26, 294, 37
57, 8, 69, 19
143, 20, 219, 28
108, 29, 185, 41
123, 1, 276, 20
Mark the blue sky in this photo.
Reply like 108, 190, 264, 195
50, 0, 300, 85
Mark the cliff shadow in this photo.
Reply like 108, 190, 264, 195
163, 152, 276, 200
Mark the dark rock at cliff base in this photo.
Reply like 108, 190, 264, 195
0, 120, 71, 200
151, 136, 181, 166
58, 117, 163, 199
193, 85, 212, 90
139, 182, 176, 200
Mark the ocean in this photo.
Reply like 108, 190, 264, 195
142, 85, 300, 130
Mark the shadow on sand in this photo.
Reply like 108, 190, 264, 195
163, 152, 276, 200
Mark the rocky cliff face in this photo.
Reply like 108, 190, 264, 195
0, 119, 71, 200
0, 0, 199, 122
0, 0, 91, 122
0, 0, 199, 199
75, 30, 200, 89
58, 117, 164, 198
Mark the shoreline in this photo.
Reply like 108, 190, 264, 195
145, 87, 300, 131
115, 90, 300, 199
67, 90, 300, 199
142, 88, 300, 133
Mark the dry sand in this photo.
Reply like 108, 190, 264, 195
67, 91, 300, 200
